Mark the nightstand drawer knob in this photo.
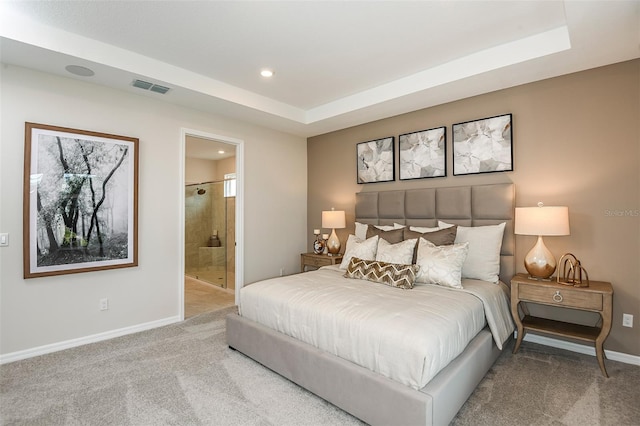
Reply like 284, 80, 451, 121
553, 291, 563, 303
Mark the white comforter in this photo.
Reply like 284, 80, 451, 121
239, 265, 514, 390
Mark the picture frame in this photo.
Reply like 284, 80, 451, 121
23, 122, 139, 278
452, 113, 513, 176
399, 126, 446, 180
356, 136, 395, 183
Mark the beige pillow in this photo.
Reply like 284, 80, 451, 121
415, 238, 469, 289
339, 235, 379, 269
376, 238, 418, 265
438, 221, 505, 283
344, 257, 418, 290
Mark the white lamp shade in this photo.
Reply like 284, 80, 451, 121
515, 206, 569, 236
322, 210, 346, 229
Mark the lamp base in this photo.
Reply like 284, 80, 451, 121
526, 275, 553, 282
326, 229, 340, 255
524, 235, 557, 279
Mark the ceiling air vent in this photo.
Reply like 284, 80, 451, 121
131, 79, 171, 94
132, 79, 153, 90
149, 84, 170, 94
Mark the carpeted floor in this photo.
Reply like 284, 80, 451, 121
1, 306, 638, 425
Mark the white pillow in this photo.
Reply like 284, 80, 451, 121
339, 235, 379, 269
355, 222, 403, 240
409, 225, 440, 233
354, 222, 369, 240
438, 221, 506, 283
375, 238, 417, 265
415, 239, 469, 289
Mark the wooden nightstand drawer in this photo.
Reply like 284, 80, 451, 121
519, 283, 603, 311
308, 256, 332, 267
300, 253, 343, 272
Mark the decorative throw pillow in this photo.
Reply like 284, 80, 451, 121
403, 225, 457, 246
344, 257, 418, 290
438, 221, 505, 283
376, 238, 417, 265
404, 225, 458, 264
355, 222, 369, 240
414, 238, 469, 289
366, 226, 404, 244
339, 235, 379, 269
355, 222, 401, 240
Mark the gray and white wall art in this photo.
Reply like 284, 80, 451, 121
356, 137, 394, 183
399, 127, 446, 180
453, 114, 513, 175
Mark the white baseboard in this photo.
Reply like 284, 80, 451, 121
0, 315, 181, 365
519, 332, 640, 366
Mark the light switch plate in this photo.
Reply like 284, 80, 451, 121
0, 233, 8, 247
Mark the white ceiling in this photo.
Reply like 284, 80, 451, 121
0, 1, 638, 138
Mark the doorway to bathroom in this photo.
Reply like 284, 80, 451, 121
183, 133, 241, 318
184, 178, 235, 288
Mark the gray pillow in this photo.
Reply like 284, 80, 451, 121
404, 225, 457, 264
366, 226, 404, 244
403, 225, 457, 245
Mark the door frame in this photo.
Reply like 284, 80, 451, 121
179, 128, 244, 320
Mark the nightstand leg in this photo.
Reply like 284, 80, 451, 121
595, 344, 609, 378
513, 327, 525, 354
511, 299, 525, 354
596, 296, 612, 378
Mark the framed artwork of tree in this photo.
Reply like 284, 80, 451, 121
23, 123, 139, 278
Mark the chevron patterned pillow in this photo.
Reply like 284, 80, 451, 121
344, 257, 418, 289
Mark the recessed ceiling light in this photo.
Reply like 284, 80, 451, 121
260, 69, 274, 78
218, 150, 225, 154
65, 65, 95, 77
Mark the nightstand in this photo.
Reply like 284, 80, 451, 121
510, 273, 613, 377
300, 252, 343, 272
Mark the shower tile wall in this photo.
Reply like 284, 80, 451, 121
185, 183, 227, 286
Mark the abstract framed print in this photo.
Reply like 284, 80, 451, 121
356, 136, 395, 183
452, 113, 513, 175
399, 126, 446, 180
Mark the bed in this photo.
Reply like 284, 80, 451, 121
227, 183, 515, 425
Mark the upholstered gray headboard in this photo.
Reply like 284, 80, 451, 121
355, 183, 515, 284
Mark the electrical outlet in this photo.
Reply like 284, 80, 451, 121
99, 298, 109, 311
622, 313, 633, 328
279, 268, 284, 277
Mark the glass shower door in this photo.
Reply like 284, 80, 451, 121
185, 181, 227, 288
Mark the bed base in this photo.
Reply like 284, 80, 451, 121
227, 313, 505, 426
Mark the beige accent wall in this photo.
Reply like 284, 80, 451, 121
308, 60, 639, 357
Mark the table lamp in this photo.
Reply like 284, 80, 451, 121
322, 208, 346, 255
515, 202, 570, 279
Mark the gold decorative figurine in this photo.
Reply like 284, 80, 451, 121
557, 253, 590, 287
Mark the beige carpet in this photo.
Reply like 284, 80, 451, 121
1, 307, 638, 425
